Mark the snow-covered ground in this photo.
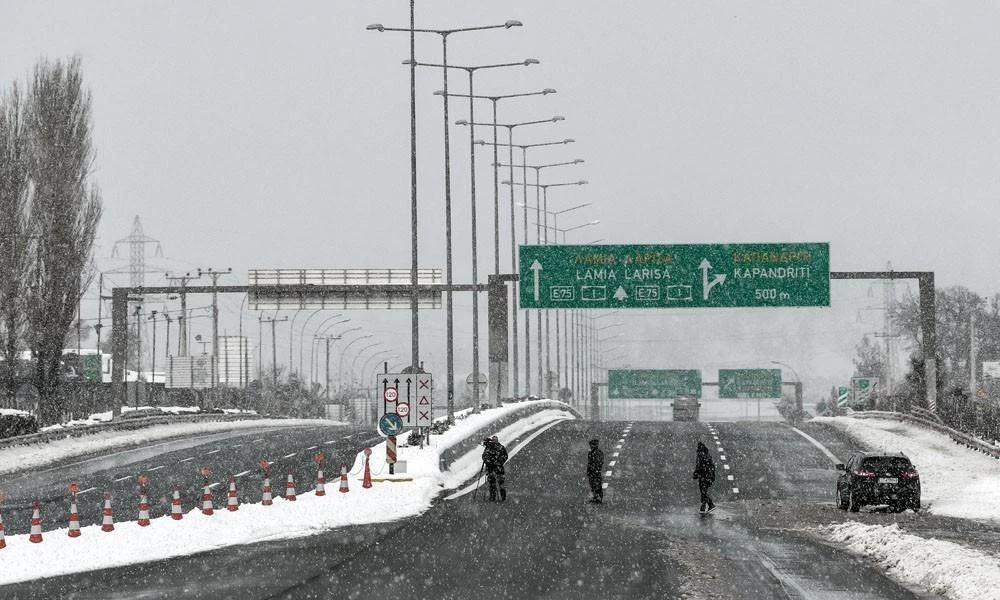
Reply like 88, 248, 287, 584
814, 416, 1000, 600
0, 417, 341, 477
0, 400, 574, 585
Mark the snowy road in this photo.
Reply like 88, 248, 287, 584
0, 419, 929, 599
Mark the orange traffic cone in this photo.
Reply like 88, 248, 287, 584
101, 492, 115, 532
339, 464, 349, 493
285, 472, 297, 501
137, 491, 151, 526
226, 477, 239, 512
315, 467, 326, 496
29, 500, 43, 543
200, 482, 214, 516
262, 473, 273, 505
362, 455, 373, 489
68, 494, 81, 537
170, 484, 184, 520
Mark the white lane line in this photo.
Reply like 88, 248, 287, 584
720, 455, 727, 461
609, 460, 617, 467
612, 452, 620, 458
306, 446, 318, 451
235, 470, 251, 478
180, 457, 195, 463
602, 482, 608, 489
232, 444, 243, 448
283, 453, 296, 459
444, 417, 572, 500
253, 439, 265, 444
787, 425, 842, 465
604, 470, 613, 477
113, 475, 132, 482
727, 475, 734, 481
326, 440, 339, 444
79, 487, 97, 495
207, 449, 221, 455
615, 444, 623, 450
732, 487, 740, 493
148, 465, 165, 472
208, 482, 222, 489
724, 464, 730, 470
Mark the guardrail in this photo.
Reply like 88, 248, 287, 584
849, 410, 1000, 460
0, 412, 265, 451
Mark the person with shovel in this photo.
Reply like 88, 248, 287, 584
481, 435, 508, 502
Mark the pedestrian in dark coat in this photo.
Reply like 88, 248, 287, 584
692, 441, 716, 513
482, 435, 508, 502
587, 439, 604, 503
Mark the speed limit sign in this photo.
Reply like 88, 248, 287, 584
396, 403, 410, 418
384, 387, 398, 402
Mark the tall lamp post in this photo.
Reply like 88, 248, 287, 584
770, 360, 803, 419
369, 19, 523, 423
338, 334, 374, 394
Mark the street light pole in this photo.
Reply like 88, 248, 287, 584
339, 334, 374, 394
771, 360, 804, 420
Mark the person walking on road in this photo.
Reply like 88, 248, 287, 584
587, 439, 604, 504
692, 441, 716, 513
482, 435, 508, 502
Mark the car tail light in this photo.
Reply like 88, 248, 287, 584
855, 469, 876, 477
901, 470, 919, 479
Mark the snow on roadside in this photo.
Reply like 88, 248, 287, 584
0, 400, 575, 585
818, 522, 1000, 600
814, 416, 1000, 521
0, 418, 342, 477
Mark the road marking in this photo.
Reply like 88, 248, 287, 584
253, 439, 265, 444
326, 440, 339, 444
602, 482, 608, 489
113, 475, 132, 482
615, 444, 623, 450
207, 449, 221, 455
306, 446, 318, 450
609, 460, 617, 467
79, 487, 96, 495
720, 455, 727, 461
149, 465, 165, 472
724, 464, 730, 470
235, 470, 251, 477
732, 487, 739, 493
180, 457, 195, 463
209, 482, 222, 489
232, 444, 243, 448
787, 425, 842, 465
444, 417, 572, 500
612, 452, 620, 458
283, 453, 296, 459
727, 475, 734, 481
604, 470, 613, 477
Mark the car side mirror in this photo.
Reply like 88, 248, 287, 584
835, 463, 845, 471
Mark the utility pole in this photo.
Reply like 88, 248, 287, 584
95, 273, 105, 355
165, 272, 199, 356
197, 267, 232, 392
149, 310, 158, 404
134, 304, 142, 408
970, 311, 977, 399
261, 315, 288, 390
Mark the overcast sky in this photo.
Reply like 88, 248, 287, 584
3, 2, 999, 402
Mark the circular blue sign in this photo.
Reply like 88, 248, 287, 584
378, 413, 404, 437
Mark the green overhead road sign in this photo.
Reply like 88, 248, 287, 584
608, 369, 702, 399
519, 243, 830, 309
718, 369, 782, 399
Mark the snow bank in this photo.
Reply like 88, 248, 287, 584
818, 522, 1000, 600
0, 400, 575, 584
815, 416, 1000, 521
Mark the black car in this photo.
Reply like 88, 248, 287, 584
835, 451, 921, 513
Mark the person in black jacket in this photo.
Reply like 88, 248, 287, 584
482, 435, 508, 502
587, 439, 604, 504
692, 441, 716, 513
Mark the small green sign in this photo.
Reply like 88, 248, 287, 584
718, 369, 782, 399
608, 369, 702, 399
81, 354, 101, 383
519, 242, 830, 309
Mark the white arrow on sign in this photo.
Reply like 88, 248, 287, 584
614, 286, 628, 302
699, 259, 726, 300
530, 260, 543, 302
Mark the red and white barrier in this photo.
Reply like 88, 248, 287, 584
0, 505, 7, 550
170, 485, 184, 520
137, 491, 151, 526
68, 494, 81, 537
29, 500, 42, 543
285, 472, 297, 501
262, 474, 273, 506
313, 452, 326, 497
101, 493, 114, 532
362, 448, 373, 489
200, 483, 214, 516
226, 478, 239, 512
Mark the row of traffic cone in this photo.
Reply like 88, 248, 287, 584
0, 460, 369, 548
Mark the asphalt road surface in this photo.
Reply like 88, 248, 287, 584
0, 423, 375, 534
1, 419, 932, 599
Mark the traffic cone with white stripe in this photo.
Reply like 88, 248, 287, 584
101, 492, 115, 532
29, 500, 43, 543
285, 471, 297, 501
0, 510, 6, 549
226, 477, 239, 512
170, 484, 184, 520
68, 493, 81, 537
262, 473, 273, 505
339, 464, 350, 493
201, 482, 214, 516
137, 491, 151, 526
315, 467, 326, 496
362, 452, 373, 489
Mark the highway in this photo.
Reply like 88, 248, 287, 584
0, 418, 929, 599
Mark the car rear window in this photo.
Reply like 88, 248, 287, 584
862, 457, 912, 471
